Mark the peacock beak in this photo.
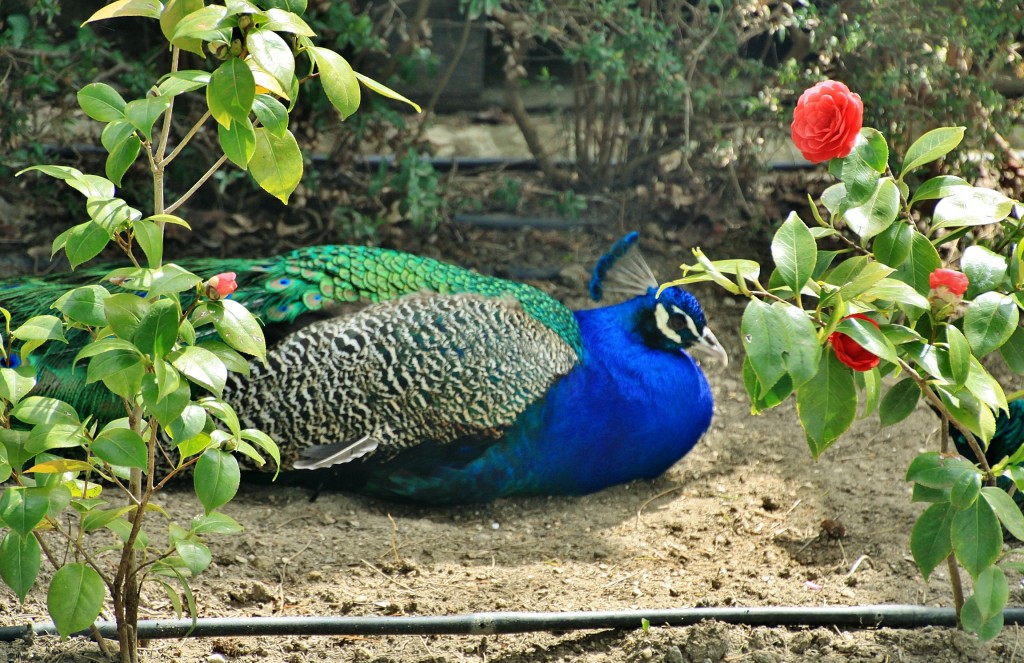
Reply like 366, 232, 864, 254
690, 326, 729, 367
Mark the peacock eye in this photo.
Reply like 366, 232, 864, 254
668, 315, 688, 331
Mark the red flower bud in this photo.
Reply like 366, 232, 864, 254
829, 313, 880, 372
929, 268, 969, 297
205, 272, 237, 299
790, 80, 864, 163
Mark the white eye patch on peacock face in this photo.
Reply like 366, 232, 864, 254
653, 302, 701, 345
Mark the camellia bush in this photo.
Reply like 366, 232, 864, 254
0, 1, 417, 661
668, 80, 1024, 639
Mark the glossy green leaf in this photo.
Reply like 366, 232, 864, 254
175, 538, 213, 576
0, 365, 37, 407
200, 340, 251, 376
171, 4, 230, 44
949, 471, 981, 509
104, 293, 149, 340
147, 264, 203, 298
168, 403, 207, 444
960, 594, 1004, 641
981, 487, 1024, 541
261, 7, 315, 35
87, 350, 145, 400
141, 373, 191, 427
961, 245, 1007, 298
0, 531, 41, 602
310, 46, 360, 120
741, 357, 793, 413
910, 502, 954, 580
105, 134, 141, 187
12, 396, 79, 427
834, 316, 899, 365
157, 70, 211, 97
53, 286, 109, 328
76, 83, 127, 122
741, 299, 821, 397
998, 326, 1024, 374
879, 378, 920, 426
218, 116, 256, 169
252, 93, 289, 137
952, 496, 1001, 577
901, 127, 966, 177
133, 219, 163, 268
207, 58, 255, 129
48, 563, 106, 639
92, 428, 148, 470
241, 428, 280, 476
84, 0, 162, 22
65, 222, 110, 268
872, 221, 914, 268
249, 127, 302, 204
945, 325, 972, 387
0, 487, 49, 535
12, 315, 67, 353
964, 292, 1018, 357
906, 451, 977, 488
246, 28, 295, 93
861, 278, 930, 311
796, 351, 856, 458
893, 229, 942, 294
26, 423, 90, 455
171, 345, 227, 396
194, 449, 239, 515
133, 298, 181, 359
125, 96, 172, 142
354, 71, 421, 113
842, 177, 900, 240
910, 175, 970, 206
933, 187, 1015, 230
191, 511, 244, 535
771, 212, 817, 294
160, 0, 205, 55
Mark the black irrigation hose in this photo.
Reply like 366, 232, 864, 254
3, 605, 1023, 642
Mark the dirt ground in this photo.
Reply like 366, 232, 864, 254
2, 226, 1024, 662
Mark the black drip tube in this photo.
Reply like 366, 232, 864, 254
2, 605, 1019, 641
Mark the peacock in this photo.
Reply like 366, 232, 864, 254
0, 233, 726, 504
951, 398, 1024, 509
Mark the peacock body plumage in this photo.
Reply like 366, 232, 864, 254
951, 398, 1024, 508
1, 233, 725, 504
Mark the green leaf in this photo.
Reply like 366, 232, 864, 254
53, 285, 109, 328
133, 298, 181, 359
796, 351, 857, 458
741, 299, 821, 397
981, 487, 1024, 541
933, 187, 1015, 230
207, 58, 255, 129
199, 340, 250, 376
940, 386, 997, 446
160, 0, 205, 55
133, 219, 163, 268
771, 212, 817, 294
141, 373, 191, 427
86, 349, 145, 400
998, 326, 1024, 374
148, 264, 203, 298
252, 94, 289, 137
0, 531, 41, 602
964, 292, 1018, 357
84, 0, 162, 22
961, 593, 1004, 641
945, 325, 972, 387
872, 221, 914, 268
171, 346, 227, 396
246, 28, 295, 93
171, 4, 230, 44
861, 278, 930, 311
12, 396, 79, 426
175, 538, 213, 576
742, 357, 793, 413
125, 96, 172, 142
910, 175, 970, 206
0, 487, 50, 535
910, 502, 954, 580
834, 317, 899, 365
261, 7, 315, 36
241, 428, 280, 477
92, 428, 148, 469
0, 366, 37, 407
354, 71, 422, 113
952, 496, 1001, 577
48, 563, 106, 639
194, 449, 239, 514
949, 471, 982, 509
218, 116, 256, 169
104, 293, 149, 340
842, 177, 900, 240
104, 132, 142, 187
879, 378, 920, 426
65, 222, 111, 268
973, 564, 1009, 624
310, 46, 360, 120
893, 229, 942, 295
26, 423, 90, 455
157, 70, 211, 97
76, 83, 127, 122
13, 315, 67, 350
961, 245, 1008, 298
901, 127, 966, 178
249, 127, 302, 205
191, 511, 243, 535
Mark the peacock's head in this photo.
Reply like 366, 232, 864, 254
648, 285, 728, 365
590, 232, 728, 365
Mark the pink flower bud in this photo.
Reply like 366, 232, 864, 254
205, 272, 237, 299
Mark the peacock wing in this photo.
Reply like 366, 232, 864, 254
224, 292, 579, 470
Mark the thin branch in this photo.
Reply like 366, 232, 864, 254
158, 110, 212, 169
164, 155, 229, 215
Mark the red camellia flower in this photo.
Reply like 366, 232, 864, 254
205, 272, 237, 299
929, 268, 969, 297
790, 80, 864, 163
829, 313, 880, 372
